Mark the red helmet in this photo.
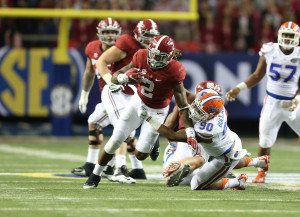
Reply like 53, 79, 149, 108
189, 92, 224, 122
133, 19, 159, 48
147, 35, 175, 69
97, 17, 121, 46
195, 81, 222, 97
278, 21, 300, 49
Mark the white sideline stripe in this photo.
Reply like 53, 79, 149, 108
0, 144, 85, 162
0, 207, 299, 213
2, 196, 300, 203
0, 144, 161, 171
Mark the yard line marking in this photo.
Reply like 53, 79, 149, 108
0, 207, 299, 213
0, 144, 85, 162
2, 196, 300, 203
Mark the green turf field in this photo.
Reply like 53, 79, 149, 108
0, 136, 299, 217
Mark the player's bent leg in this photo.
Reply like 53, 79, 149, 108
149, 138, 160, 161
165, 162, 191, 187
135, 151, 149, 161
253, 147, 271, 183
71, 124, 102, 177
126, 137, 147, 180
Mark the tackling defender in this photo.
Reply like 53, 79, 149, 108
138, 92, 250, 190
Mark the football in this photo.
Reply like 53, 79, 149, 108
125, 68, 143, 84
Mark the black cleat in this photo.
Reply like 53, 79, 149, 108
71, 162, 95, 177
166, 164, 191, 187
115, 165, 129, 177
226, 172, 236, 179
102, 165, 115, 180
150, 139, 160, 161
128, 168, 147, 180
83, 173, 101, 189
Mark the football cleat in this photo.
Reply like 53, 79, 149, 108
114, 165, 129, 177
83, 173, 101, 189
108, 165, 136, 183
71, 162, 95, 177
163, 161, 182, 178
252, 170, 267, 183
150, 139, 160, 161
102, 165, 115, 180
128, 168, 147, 180
165, 163, 191, 187
110, 175, 136, 184
226, 172, 236, 179
233, 173, 248, 190
257, 155, 270, 171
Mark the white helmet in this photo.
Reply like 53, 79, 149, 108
278, 21, 300, 49
97, 17, 121, 46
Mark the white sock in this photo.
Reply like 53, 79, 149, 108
93, 164, 105, 176
223, 178, 239, 189
86, 148, 99, 164
249, 157, 259, 167
115, 155, 126, 168
129, 154, 143, 169
107, 157, 115, 167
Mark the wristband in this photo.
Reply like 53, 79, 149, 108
81, 90, 89, 100
185, 127, 195, 137
102, 73, 112, 85
236, 82, 247, 90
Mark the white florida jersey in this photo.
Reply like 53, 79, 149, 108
260, 42, 300, 99
194, 108, 236, 157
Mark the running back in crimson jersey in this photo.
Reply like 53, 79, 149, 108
85, 40, 107, 91
132, 49, 186, 109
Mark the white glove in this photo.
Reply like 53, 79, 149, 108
137, 106, 150, 120
117, 74, 129, 84
109, 84, 124, 93
79, 90, 89, 113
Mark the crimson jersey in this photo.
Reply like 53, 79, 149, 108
85, 40, 106, 91
112, 34, 142, 95
132, 49, 186, 109
111, 34, 141, 72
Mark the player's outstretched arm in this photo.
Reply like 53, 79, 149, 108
226, 55, 267, 102
111, 62, 134, 84
96, 46, 126, 86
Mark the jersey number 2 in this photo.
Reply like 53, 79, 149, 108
141, 78, 154, 98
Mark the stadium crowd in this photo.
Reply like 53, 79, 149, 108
1, 0, 300, 53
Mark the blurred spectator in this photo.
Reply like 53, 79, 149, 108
1, 0, 300, 53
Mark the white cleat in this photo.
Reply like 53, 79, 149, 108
110, 175, 136, 184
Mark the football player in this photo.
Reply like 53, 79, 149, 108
161, 81, 269, 187
85, 19, 162, 182
72, 18, 135, 184
138, 92, 251, 190
83, 35, 196, 189
72, 17, 121, 178
226, 21, 300, 183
